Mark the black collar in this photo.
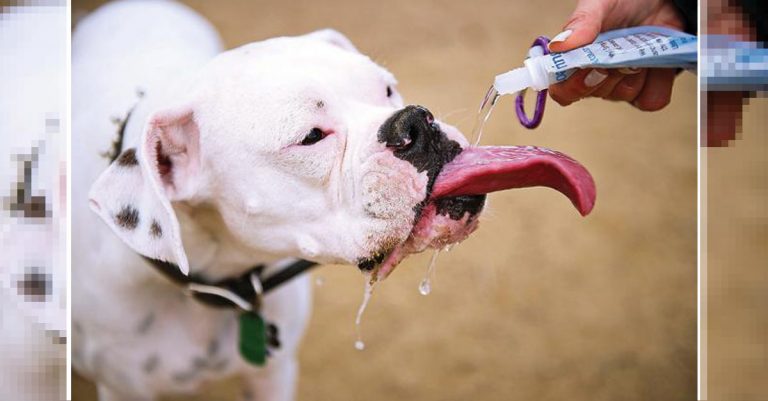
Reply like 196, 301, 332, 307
144, 257, 318, 311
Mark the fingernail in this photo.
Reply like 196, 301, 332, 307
550, 29, 573, 45
584, 70, 608, 87
618, 67, 642, 75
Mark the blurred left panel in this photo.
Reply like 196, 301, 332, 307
0, 1, 68, 401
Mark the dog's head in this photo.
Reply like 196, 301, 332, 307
89, 30, 595, 278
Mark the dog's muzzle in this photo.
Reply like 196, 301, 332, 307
364, 104, 597, 278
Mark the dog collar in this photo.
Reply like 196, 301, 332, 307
143, 257, 317, 310
144, 257, 318, 365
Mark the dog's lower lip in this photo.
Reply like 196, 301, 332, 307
374, 194, 482, 279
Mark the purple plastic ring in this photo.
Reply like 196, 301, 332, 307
515, 36, 551, 129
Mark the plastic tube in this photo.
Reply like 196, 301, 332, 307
494, 26, 698, 95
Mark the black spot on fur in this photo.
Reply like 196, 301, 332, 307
50, 331, 67, 345
142, 354, 160, 374
150, 220, 163, 238
136, 313, 155, 335
16, 268, 51, 301
4, 152, 50, 219
14, 195, 48, 219
172, 369, 196, 383
356, 252, 386, 271
435, 195, 487, 220
104, 109, 132, 163
357, 258, 376, 271
114, 205, 139, 230
104, 90, 143, 163
209, 358, 229, 371
316, 100, 325, 108
207, 338, 220, 356
192, 356, 207, 369
116, 148, 138, 166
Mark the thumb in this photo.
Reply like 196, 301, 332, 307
548, 0, 608, 52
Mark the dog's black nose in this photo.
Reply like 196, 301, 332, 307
378, 105, 435, 150
377, 105, 462, 195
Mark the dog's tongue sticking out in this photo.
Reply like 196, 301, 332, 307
431, 145, 596, 216
376, 145, 596, 279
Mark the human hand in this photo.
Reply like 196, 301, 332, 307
703, 0, 757, 146
547, 0, 686, 111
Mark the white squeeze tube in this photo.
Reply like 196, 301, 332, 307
494, 26, 698, 95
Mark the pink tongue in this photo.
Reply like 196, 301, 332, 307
431, 146, 596, 216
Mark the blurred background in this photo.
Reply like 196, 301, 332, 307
705, 98, 768, 401
72, 0, 697, 400
702, 0, 768, 399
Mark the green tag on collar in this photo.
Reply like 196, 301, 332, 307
239, 312, 267, 366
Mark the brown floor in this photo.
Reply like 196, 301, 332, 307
72, 0, 697, 400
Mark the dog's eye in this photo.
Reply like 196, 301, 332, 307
386, 86, 393, 98
300, 128, 326, 146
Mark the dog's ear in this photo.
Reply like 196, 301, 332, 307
88, 106, 202, 275
304, 29, 359, 54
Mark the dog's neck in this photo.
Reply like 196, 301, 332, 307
173, 201, 283, 281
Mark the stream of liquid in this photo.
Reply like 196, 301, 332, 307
470, 85, 500, 146
418, 250, 441, 296
354, 276, 376, 351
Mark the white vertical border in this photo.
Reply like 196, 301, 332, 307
698, 0, 706, 398
66, 0, 72, 399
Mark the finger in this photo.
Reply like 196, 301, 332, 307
589, 71, 627, 99
549, 68, 608, 106
606, 69, 648, 103
632, 69, 676, 111
617, 67, 642, 75
548, 0, 609, 52
705, 91, 748, 146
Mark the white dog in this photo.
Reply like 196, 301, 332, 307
72, 1, 595, 400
